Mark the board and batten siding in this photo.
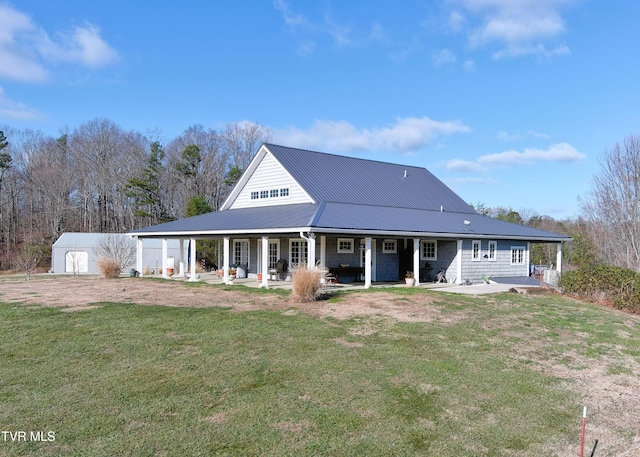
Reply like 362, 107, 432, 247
230, 152, 312, 209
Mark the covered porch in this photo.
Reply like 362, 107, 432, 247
133, 233, 565, 289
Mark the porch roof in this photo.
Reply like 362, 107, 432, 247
130, 202, 570, 242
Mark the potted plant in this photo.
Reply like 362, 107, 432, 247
405, 271, 415, 286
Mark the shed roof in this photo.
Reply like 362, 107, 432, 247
53, 232, 182, 248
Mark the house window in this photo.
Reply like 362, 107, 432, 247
234, 239, 249, 267
280, 188, 289, 197
337, 238, 354, 253
289, 239, 308, 267
260, 190, 269, 199
421, 240, 437, 260
250, 191, 259, 200
488, 241, 497, 261
511, 246, 525, 265
382, 240, 397, 253
472, 240, 481, 261
270, 189, 279, 198
268, 241, 280, 269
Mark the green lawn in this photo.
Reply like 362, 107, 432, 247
1, 286, 639, 456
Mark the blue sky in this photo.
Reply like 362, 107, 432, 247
1, 1, 639, 220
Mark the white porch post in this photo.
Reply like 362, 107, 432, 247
178, 239, 185, 277
136, 237, 143, 276
413, 238, 420, 286
456, 240, 463, 284
320, 236, 326, 269
162, 238, 168, 279
223, 237, 231, 284
307, 233, 316, 269
189, 238, 197, 281
261, 236, 269, 287
364, 237, 372, 289
557, 243, 563, 275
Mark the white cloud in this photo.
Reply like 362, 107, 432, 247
0, 86, 43, 120
273, 116, 471, 154
447, 142, 585, 172
478, 142, 585, 165
274, 0, 354, 50
463, 59, 476, 72
447, 0, 576, 59
497, 129, 551, 141
445, 158, 484, 172
432, 48, 457, 67
0, 4, 118, 82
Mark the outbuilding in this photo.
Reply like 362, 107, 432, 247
52, 232, 187, 275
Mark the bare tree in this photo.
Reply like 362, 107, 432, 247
14, 242, 44, 280
95, 233, 136, 271
220, 121, 272, 172
581, 134, 640, 271
67, 118, 147, 232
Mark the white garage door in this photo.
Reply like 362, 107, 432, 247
65, 251, 88, 273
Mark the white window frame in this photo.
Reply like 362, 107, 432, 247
337, 238, 354, 254
268, 240, 280, 269
472, 240, 481, 261
250, 191, 259, 200
511, 246, 526, 265
289, 239, 308, 268
488, 241, 497, 261
420, 240, 437, 261
382, 239, 397, 253
233, 239, 250, 267
280, 187, 290, 197
260, 190, 268, 199
270, 189, 279, 198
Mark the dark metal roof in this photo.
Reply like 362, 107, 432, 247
131, 202, 570, 241
131, 204, 320, 236
131, 144, 569, 242
265, 144, 476, 213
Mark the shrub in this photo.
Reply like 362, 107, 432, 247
560, 264, 640, 312
290, 266, 322, 302
98, 258, 122, 279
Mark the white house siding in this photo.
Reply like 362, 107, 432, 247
459, 239, 529, 284
230, 152, 312, 209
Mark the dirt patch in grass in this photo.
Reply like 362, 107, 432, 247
0, 275, 453, 323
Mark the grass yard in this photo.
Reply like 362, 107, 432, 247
1, 279, 639, 456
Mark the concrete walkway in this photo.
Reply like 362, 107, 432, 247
196, 273, 540, 295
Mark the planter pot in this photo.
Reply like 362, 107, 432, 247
166, 268, 174, 277
405, 277, 415, 286
257, 273, 263, 281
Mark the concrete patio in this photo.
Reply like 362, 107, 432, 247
174, 272, 546, 295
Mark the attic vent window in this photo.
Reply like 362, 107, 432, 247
250, 187, 290, 200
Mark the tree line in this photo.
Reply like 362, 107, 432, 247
0, 118, 271, 270
0, 120, 638, 275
